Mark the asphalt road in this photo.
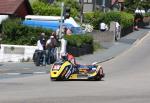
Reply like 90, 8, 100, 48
0, 32, 150, 103
0, 62, 50, 79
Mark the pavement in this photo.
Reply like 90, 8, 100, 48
76, 25, 150, 64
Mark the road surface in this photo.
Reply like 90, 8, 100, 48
0, 32, 150, 103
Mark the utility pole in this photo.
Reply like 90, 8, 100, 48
59, 2, 64, 39
57, 2, 64, 59
93, 0, 96, 11
80, 0, 83, 24
102, 0, 106, 13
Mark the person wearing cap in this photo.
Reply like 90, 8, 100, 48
46, 32, 57, 64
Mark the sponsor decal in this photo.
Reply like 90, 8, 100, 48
65, 69, 71, 78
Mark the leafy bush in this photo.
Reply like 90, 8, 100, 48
84, 11, 105, 29
1, 18, 52, 45
32, 1, 61, 16
103, 12, 121, 24
120, 12, 134, 28
56, 0, 80, 10
64, 34, 93, 47
83, 12, 95, 23
0, 24, 2, 33
84, 11, 134, 29
103, 12, 134, 28
145, 12, 150, 17
32, 0, 79, 17
125, 0, 150, 13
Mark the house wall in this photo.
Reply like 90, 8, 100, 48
0, 15, 8, 24
15, 1, 30, 18
78, 0, 111, 12
83, 4, 93, 12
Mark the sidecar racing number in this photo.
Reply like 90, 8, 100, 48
53, 65, 60, 70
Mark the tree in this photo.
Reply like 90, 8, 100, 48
32, 0, 79, 17
125, 0, 150, 13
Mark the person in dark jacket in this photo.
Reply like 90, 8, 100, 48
46, 32, 58, 64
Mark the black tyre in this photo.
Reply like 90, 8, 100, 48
35, 53, 41, 66
33, 51, 38, 62
51, 78, 57, 81
94, 75, 101, 81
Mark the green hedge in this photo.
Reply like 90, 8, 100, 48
84, 11, 105, 29
120, 12, 134, 28
1, 18, 52, 45
1, 18, 93, 48
64, 34, 93, 47
55, 0, 80, 11
32, 1, 78, 17
0, 24, 2, 33
32, 1, 61, 16
84, 11, 134, 30
145, 12, 150, 17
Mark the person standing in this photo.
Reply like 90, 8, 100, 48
115, 21, 121, 41
46, 32, 57, 64
100, 22, 108, 31
37, 32, 46, 50
60, 37, 67, 59
36, 32, 46, 66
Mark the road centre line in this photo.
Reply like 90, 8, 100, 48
33, 72, 47, 74
2, 72, 47, 75
4, 73, 21, 75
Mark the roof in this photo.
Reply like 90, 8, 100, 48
0, 0, 31, 15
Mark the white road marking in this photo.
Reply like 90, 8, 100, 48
33, 72, 47, 74
4, 73, 21, 75
1, 72, 47, 76
133, 31, 150, 47
23, 68, 31, 70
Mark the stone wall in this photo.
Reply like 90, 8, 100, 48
0, 44, 37, 62
89, 30, 115, 43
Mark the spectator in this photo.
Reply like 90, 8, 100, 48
100, 22, 108, 31
134, 14, 140, 30
51, 31, 57, 40
56, 25, 66, 39
66, 28, 72, 35
115, 21, 121, 41
36, 32, 47, 65
38, 32, 46, 50
46, 32, 57, 64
